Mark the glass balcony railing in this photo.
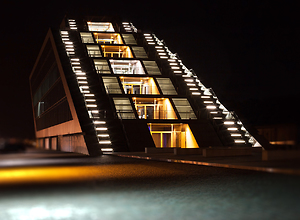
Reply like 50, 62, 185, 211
136, 110, 177, 120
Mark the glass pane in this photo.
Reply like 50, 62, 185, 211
122, 34, 137, 45
93, 59, 111, 74
172, 98, 197, 119
143, 61, 161, 75
131, 46, 148, 58
80, 32, 94, 43
86, 45, 101, 57
87, 22, 115, 32
102, 76, 122, 94
113, 98, 135, 119
109, 60, 145, 75
148, 123, 199, 148
156, 78, 177, 95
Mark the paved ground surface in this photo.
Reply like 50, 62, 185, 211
0, 149, 300, 220
113, 148, 300, 175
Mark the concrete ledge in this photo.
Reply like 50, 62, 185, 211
262, 150, 300, 161
203, 147, 252, 157
145, 148, 175, 154
174, 148, 203, 155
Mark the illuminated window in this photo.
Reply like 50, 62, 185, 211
93, 33, 123, 44
119, 77, 160, 95
156, 78, 177, 95
131, 46, 148, 58
93, 59, 111, 74
102, 76, 122, 94
109, 60, 145, 75
172, 98, 196, 119
86, 45, 101, 57
148, 123, 199, 148
87, 22, 115, 32
80, 32, 94, 43
133, 98, 177, 119
142, 61, 161, 75
101, 45, 133, 58
113, 98, 135, 119
122, 34, 137, 45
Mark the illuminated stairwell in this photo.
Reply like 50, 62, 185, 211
60, 19, 112, 152
142, 31, 260, 147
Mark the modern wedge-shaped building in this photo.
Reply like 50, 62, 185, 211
29, 16, 260, 156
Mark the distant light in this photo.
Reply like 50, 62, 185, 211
96, 127, 107, 131
213, 117, 223, 119
97, 134, 109, 137
227, 127, 238, 131
201, 96, 210, 99
207, 105, 217, 109
94, 121, 106, 124
75, 72, 86, 75
186, 83, 196, 86
234, 140, 245, 143
101, 147, 113, 151
231, 133, 242, 137
224, 121, 235, 125
99, 141, 112, 145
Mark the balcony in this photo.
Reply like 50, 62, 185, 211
101, 45, 133, 58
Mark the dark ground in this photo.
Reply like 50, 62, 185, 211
0, 150, 300, 220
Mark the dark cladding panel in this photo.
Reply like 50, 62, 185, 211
31, 41, 56, 94
33, 79, 66, 118
36, 98, 72, 130
33, 64, 60, 107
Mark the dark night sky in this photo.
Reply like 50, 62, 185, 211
1, 1, 299, 139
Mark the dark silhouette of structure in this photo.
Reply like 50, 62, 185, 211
29, 16, 261, 156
